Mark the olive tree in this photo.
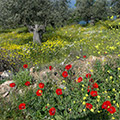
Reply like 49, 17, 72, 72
0, 0, 70, 45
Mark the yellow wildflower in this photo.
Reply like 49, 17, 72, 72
98, 51, 100, 54
118, 54, 120, 57
105, 91, 107, 93
110, 16, 114, 19
97, 95, 100, 99
90, 109, 94, 112
83, 109, 86, 111
118, 68, 120, 71
110, 76, 113, 79
107, 96, 110, 98
113, 101, 116, 104
90, 69, 93, 72
112, 117, 115, 119
82, 101, 86, 105
82, 85, 84, 87
76, 56, 80, 59
64, 87, 66, 90
47, 103, 49, 106
116, 103, 119, 108
112, 88, 116, 92
95, 45, 99, 49
83, 97, 86, 100
62, 80, 66, 83
97, 99, 100, 102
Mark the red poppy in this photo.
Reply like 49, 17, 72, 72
65, 64, 72, 70
101, 101, 111, 109
23, 64, 28, 68
56, 89, 62, 95
36, 90, 43, 96
83, 55, 86, 58
45, 106, 48, 108
86, 103, 93, 109
90, 91, 98, 97
49, 107, 56, 116
92, 83, 99, 88
49, 66, 53, 70
77, 77, 83, 83
107, 106, 116, 114
86, 73, 91, 78
89, 78, 94, 82
87, 89, 90, 93
105, 101, 112, 107
62, 71, 68, 78
25, 81, 30, 86
9, 83, 16, 87
39, 83, 44, 89
19, 103, 26, 110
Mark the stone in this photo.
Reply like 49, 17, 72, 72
0, 80, 15, 98
1, 70, 13, 79
3, 91, 9, 97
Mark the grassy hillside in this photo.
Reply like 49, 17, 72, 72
0, 19, 120, 72
0, 19, 120, 120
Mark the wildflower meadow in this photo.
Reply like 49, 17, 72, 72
0, 18, 120, 120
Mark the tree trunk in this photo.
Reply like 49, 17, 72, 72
25, 24, 45, 45
33, 24, 42, 45
33, 30, 42, 45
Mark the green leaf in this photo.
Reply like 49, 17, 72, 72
42, 106, 46, 111
64, 110, 68, 116
55, 115, 64, 120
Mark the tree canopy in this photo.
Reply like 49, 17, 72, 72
74, 0, 113, 23
0, 0, 70, 29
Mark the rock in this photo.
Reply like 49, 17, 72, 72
0, 80, 15, 98
1, 71, 9, 77
1, 70, 13, 79
3, 91, 9, 97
